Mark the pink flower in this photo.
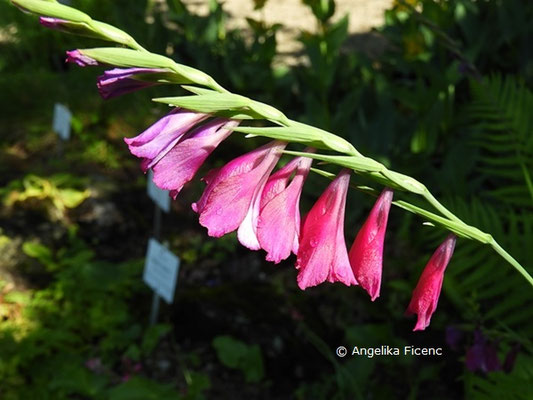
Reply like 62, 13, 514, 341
125, 109, 207, 170
151, 118, 239, 198
406, 234, 457, 331
257, 154, 313, 263
296, 169, 357, 290
349, 188, 393, 301
192, 141, 286, 245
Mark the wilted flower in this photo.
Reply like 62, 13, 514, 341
124, 108, 207, 173
296, 169, 357, 290
152, 118, 239, 198
97, 68, 168, 99
257, 154, 313, 263
349, 188, 393, 301
192, 141, 286, 244
406, 234, 456, 331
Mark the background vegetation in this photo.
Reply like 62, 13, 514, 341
1, 0, 532, 398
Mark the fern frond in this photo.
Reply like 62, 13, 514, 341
466, 355, 533, 400
468, 75, 533, 205
432, 198, 533, 338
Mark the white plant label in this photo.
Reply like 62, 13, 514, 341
143, 238, 180, 304
147, 169, 171, 213
52, 103, 72, 141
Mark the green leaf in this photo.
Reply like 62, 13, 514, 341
108, 377, 181, 400
3, 291, 32, 305
212, 335, 264, 383
22, 241, 52, 261
141, 324, 172, 354
58, 188, 89, 208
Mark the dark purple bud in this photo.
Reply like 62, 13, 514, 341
503, 344, 520, 374
445, 326, 463, 351
466, 343, 485, 372
483, 342, 502, 372
465, 330, 502, 373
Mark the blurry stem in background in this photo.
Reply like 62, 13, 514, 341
395, 0, 481, 79
299, 321, 364, 400
10, 0, 532, 287
149, 204, 162, 326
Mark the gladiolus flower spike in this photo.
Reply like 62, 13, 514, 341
406, 234, 457, 331
349, 188, 393, 301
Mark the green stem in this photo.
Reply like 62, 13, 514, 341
519, 159, 533, 202
422, 190, 463, 224
491, 240, 533, 287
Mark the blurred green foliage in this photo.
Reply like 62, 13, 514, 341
212, 335, 264, 383
1, 0, 532, 398
1, 174, 90, 220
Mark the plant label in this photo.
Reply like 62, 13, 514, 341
52, 103, 72, 141
147, 169, 171, 213
143, 238, 180, 304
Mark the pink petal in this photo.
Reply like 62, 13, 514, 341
406, 234, 456, 331
192, 141, 285, 238
349, 188, 393, 301
296, 169, 357, 289
152, 119, 238, 197
124, 109, 207, 161
257, 156, 312, 263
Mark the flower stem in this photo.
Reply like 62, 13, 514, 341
491, 240, 533, 287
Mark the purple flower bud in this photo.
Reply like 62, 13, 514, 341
39, 17, 68, 29
66, 50, 98, 67
97, 68, 168, 99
